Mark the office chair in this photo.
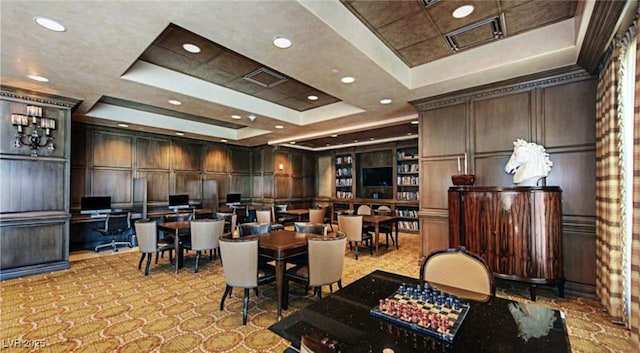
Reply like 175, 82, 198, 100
94, 212, 133, 252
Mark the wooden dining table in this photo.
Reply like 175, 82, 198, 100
156, 221, 191, 274
362, 215, 398, 255
276, 208, 309, 221
242, 230, 324, 320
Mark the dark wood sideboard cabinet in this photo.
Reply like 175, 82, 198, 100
448, 186, 564, 300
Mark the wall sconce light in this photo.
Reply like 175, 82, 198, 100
278, 163, 284, 171
11, 105, 56, 157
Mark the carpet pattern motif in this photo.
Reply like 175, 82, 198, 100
0, 233, 633, 352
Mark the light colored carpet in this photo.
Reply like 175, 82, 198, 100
0, 232, 632, 352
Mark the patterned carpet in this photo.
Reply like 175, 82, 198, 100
0, 232, 633, 352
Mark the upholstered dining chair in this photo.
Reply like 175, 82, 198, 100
238, 222, 272, 237
183, 219, 224, 273
294, 222, 326, 236
284, 232, 347, 304
376, 205, 395, 247
420, 246, 495, 299
216, 212, 237, 237
257, 209, 284, 231
219, 237, 276, 325
134, 219, 175, 276
94, 211, 133, 252
337, 215, 372, 260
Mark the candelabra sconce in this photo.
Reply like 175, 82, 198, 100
11, 105, 56, 157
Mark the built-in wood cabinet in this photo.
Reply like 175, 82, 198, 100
1, 87, 80, 280
448, 186, 564, 300
335, 153, 354, 199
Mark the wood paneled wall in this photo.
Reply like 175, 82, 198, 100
1, 87, 79, 280
412, 66, 597, 295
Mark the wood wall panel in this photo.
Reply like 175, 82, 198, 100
275, 150, 290, 174
263, 149, 275, 174
253, 175, 264, 198
230, 148, 251, 173
92, 133, 132, 168
262, 174, 274, 198
303, 154, 315, 177
0, 159, 65, 212
474, 92, 531, 153
275, 175, 290, 199
70, 167, 86, 206
175, 172, 202, 199
421, 160, 458, 209
420, 219, 449, 257
71, 127, 86, 167
303, 177, 315, 198
421, 103, 466, 156
138, 171, 169, 203
543, 79, 597, 147
292, 176, 303, 198
545, 150, 596, 216
229, 174, 251, 196
563, 230, 596, 285
474, 155, 512, 186
204, 144, 228, 172
137, 138, 170, 170
205, 173, 227, 202
93, 169, 132, 203
172, 143, 201, 171
0, 223, 65, 269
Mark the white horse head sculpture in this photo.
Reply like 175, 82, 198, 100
505, 139, 553, 186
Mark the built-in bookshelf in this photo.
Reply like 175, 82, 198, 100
395, 206, 419, 232
396, 147, 419, 201
335, 153, 353, 199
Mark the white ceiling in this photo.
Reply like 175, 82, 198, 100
0, 0, 596, 150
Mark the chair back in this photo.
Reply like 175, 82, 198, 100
256, 210, 272, 224
190, 219, 224, 251
219, 237, 258, 288
163, 212, 192, 223
420, 246, 495, 297
338, 215, 364, 242
134, 220, 158, 253
238, 222, 272, 236
294, 222, 326, 235
104, 212, 130, 234
377, 205, 392, 215
308, 233, 346, 287
217, 212, 237, 236
308, 208, 324, 224
356, 204, 372, 215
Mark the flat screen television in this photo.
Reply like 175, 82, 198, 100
80, 196, 112, 215
169, 194, 190, 210
363, 167, 393, 187
226, 193, 241, 205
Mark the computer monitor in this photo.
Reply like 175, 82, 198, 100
225, 193, 241, 206
168, 194, 190, 210
80, 196, 112, 215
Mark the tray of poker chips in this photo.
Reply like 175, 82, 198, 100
369, 283, 470, 343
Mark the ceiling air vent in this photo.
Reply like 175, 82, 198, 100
243, 67, 288, 88
444, 15, 504, 52
420, 0, 441, 8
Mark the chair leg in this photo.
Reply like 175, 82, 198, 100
242, 288, 250, 325
194, 250, 201, 273
220, 285, 232, 311
348, 241, 353, 251
355, 244, 359, 260
138, 253, 146, 269
144, 254, 152, 275
155, 252, 159, 264
337, 280, 343, 290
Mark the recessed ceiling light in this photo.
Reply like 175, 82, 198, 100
307, 95, 318, 101
353, 139, 359, 143
453, 5, 474, 18
275, 125, 284, 129
33, 16, 66, 32
341, 76, 355, 84
231, 114, 241, 120
380, 98, 392, 104
221, 139, 228, 143
411, 120, 419, 125
168, 99, 182, 105
273, 36, 292, 49
175, 132, 184, 136
407, 132, 413, 135
326, 143, 331, 147
182, 43, 201, 53
27, 74, 49, 82
117, 123, 129, 128
331, 134, 338, 138
290, 141, 296, 144
370, 137, 375, 140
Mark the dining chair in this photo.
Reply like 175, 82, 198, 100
376, 205, 395, 247
219, 237, 276, 325
183, 219, 224, 273
257, 209, 284, 231
216, 212, 237, 236
284, 232, 346, 304
93, 211, 132, 252
420, 246, 495, 298
238, 222, 272, 236
293, 222, 326, 236
338, 215, 372, 260
134, 219, 175, 276
308, 208, 324, 225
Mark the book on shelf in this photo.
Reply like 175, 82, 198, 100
397, 176, 419, 185
396, 191, 419, 200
